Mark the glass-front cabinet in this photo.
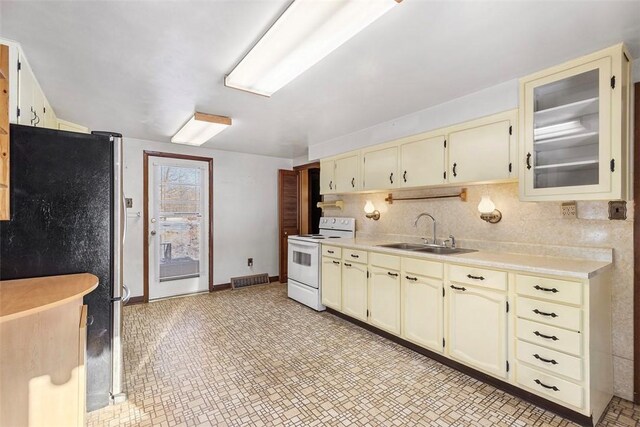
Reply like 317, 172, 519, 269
520, 44, 631, 201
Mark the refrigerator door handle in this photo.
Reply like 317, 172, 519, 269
122, 284, 131, 305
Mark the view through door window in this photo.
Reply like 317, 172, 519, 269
158, 165, 203, 282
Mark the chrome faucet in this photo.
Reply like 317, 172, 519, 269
414, 213, 437, 245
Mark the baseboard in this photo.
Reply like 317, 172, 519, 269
269, 275, 279, 283
211, 283, 232, 291
126, 296, 145, 305
325, 308, 593, 427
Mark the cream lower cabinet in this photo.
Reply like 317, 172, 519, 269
401, 272, 443, 352
341, 261, 368, 322
368, 265, 401, 335
321, 256, 342, 310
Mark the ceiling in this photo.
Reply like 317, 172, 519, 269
1, 1, 639, 159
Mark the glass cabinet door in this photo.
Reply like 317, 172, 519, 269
523, 58, 611, 197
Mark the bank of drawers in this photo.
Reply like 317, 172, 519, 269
515, 273, 585, 409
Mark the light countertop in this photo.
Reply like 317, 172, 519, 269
0, 273, 98, 323
321, 238, 611, 279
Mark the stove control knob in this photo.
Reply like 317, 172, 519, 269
332, 218, 336, 223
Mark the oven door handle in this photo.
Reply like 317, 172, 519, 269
288, 240, 321, 249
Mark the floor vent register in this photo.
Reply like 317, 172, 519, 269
230, 273, 270, 289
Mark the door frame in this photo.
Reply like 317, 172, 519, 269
143, 150, 214, 303
278, 169, 299, 283
633, 82, 639, 403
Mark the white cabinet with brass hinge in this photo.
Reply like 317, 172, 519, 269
448, 109, 518, 185
398, 133, 446, 188
341, 261, 368, 322
401, 273, 443, 352
519, 43, 631, 201
368, 265, 401, 335
319, 159, 336, 195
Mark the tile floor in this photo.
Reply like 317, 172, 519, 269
88, 283, 640, 427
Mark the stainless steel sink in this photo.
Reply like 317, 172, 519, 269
412, 247, 477, 255
377, 243, 431, 250
377, 243, 477, 255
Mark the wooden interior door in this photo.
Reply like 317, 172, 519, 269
279, 169, 299, 283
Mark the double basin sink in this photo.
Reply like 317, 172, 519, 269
377, 242, 477, 255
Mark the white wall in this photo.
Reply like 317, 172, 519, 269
122, 138, 292, 298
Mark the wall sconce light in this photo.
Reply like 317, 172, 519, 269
364, 200, 380, 221
478, 196, 502, 223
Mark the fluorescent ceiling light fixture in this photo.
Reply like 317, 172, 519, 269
171, 112, 232, 146
225, 0, 402, 97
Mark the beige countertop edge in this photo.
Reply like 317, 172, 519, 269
0, 273, 99, 323
321, 239, 611, 280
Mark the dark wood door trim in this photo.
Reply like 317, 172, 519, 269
293, 161, 320, 171
143, 150, 214, 303
278, 169, 299, 283
634, 82, 640, 404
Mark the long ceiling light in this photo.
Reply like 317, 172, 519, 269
171, 112, 232, 146
225, 0, 402, 97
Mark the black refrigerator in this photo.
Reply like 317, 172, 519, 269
0, 124, 127, 411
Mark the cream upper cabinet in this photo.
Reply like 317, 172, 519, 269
448, 110, 517, 184
447, 283, 508, 379
402, 272, 443, 352
519, 44, 631, 201
17, 53, 37, 126
321, 257, 341, 311
335, 153, 360, 193
368, 265, 401, 335
399, 134, 446, 188
362, 145, 398, 191
341, 261, 368, 322
43, 98, 57, 129
319, 159, 336, 195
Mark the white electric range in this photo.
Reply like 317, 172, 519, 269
287, 217, 356, 311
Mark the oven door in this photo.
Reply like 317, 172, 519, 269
287, 239, 320, 288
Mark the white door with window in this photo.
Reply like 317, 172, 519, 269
148, 156, 210, 299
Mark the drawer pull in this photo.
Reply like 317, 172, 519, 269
327, 250, 334, 254
534, 379, 559, 392
466, 274, 485, 281
405, 275, 418, 281
344, 262, 352, 267
387, 272, 399, 277
351, 177, 355, 188
534, 284, 559, 293
534, 330, 559, 341
450, 284, 466, 291
332, 260, 340, 265
534, 354, 558, 365
533, 308, 558, 318
350, 254, 359, 258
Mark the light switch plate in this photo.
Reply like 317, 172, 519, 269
125, 198, 133, 208
561, 201, 577, 219
608, 201, 626, 220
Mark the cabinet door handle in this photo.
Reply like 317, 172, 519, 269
450, 284, 466, 291
329, 180, 333, 190
34, 113, 40, 126
389, 172, 394, 184
350, 254, 359, 258
327, 250, 334, 254
332, 260, 340, 265
534, 331, 558, 341
452, 163, 457, 177
533, 354, 558, 365
387, 272, 398, 277
526, 153, 532, 170
534, 285, 558, 293
403, 170, 407, 183
344, 262, 352, 267
534, 379, 559, 392
466, 274, 484, 281
533, 308, 558, 318
351, 177, 355, 188
405, 275, 417, 281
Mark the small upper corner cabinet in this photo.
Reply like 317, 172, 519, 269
519, 44, 632, 201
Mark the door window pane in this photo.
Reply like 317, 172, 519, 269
158, 166, 203, 282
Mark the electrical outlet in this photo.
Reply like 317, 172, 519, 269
561, 201, 577, 219
125, 198, 133, 208
608, 201, 627, 220
248, 258, 253, 267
